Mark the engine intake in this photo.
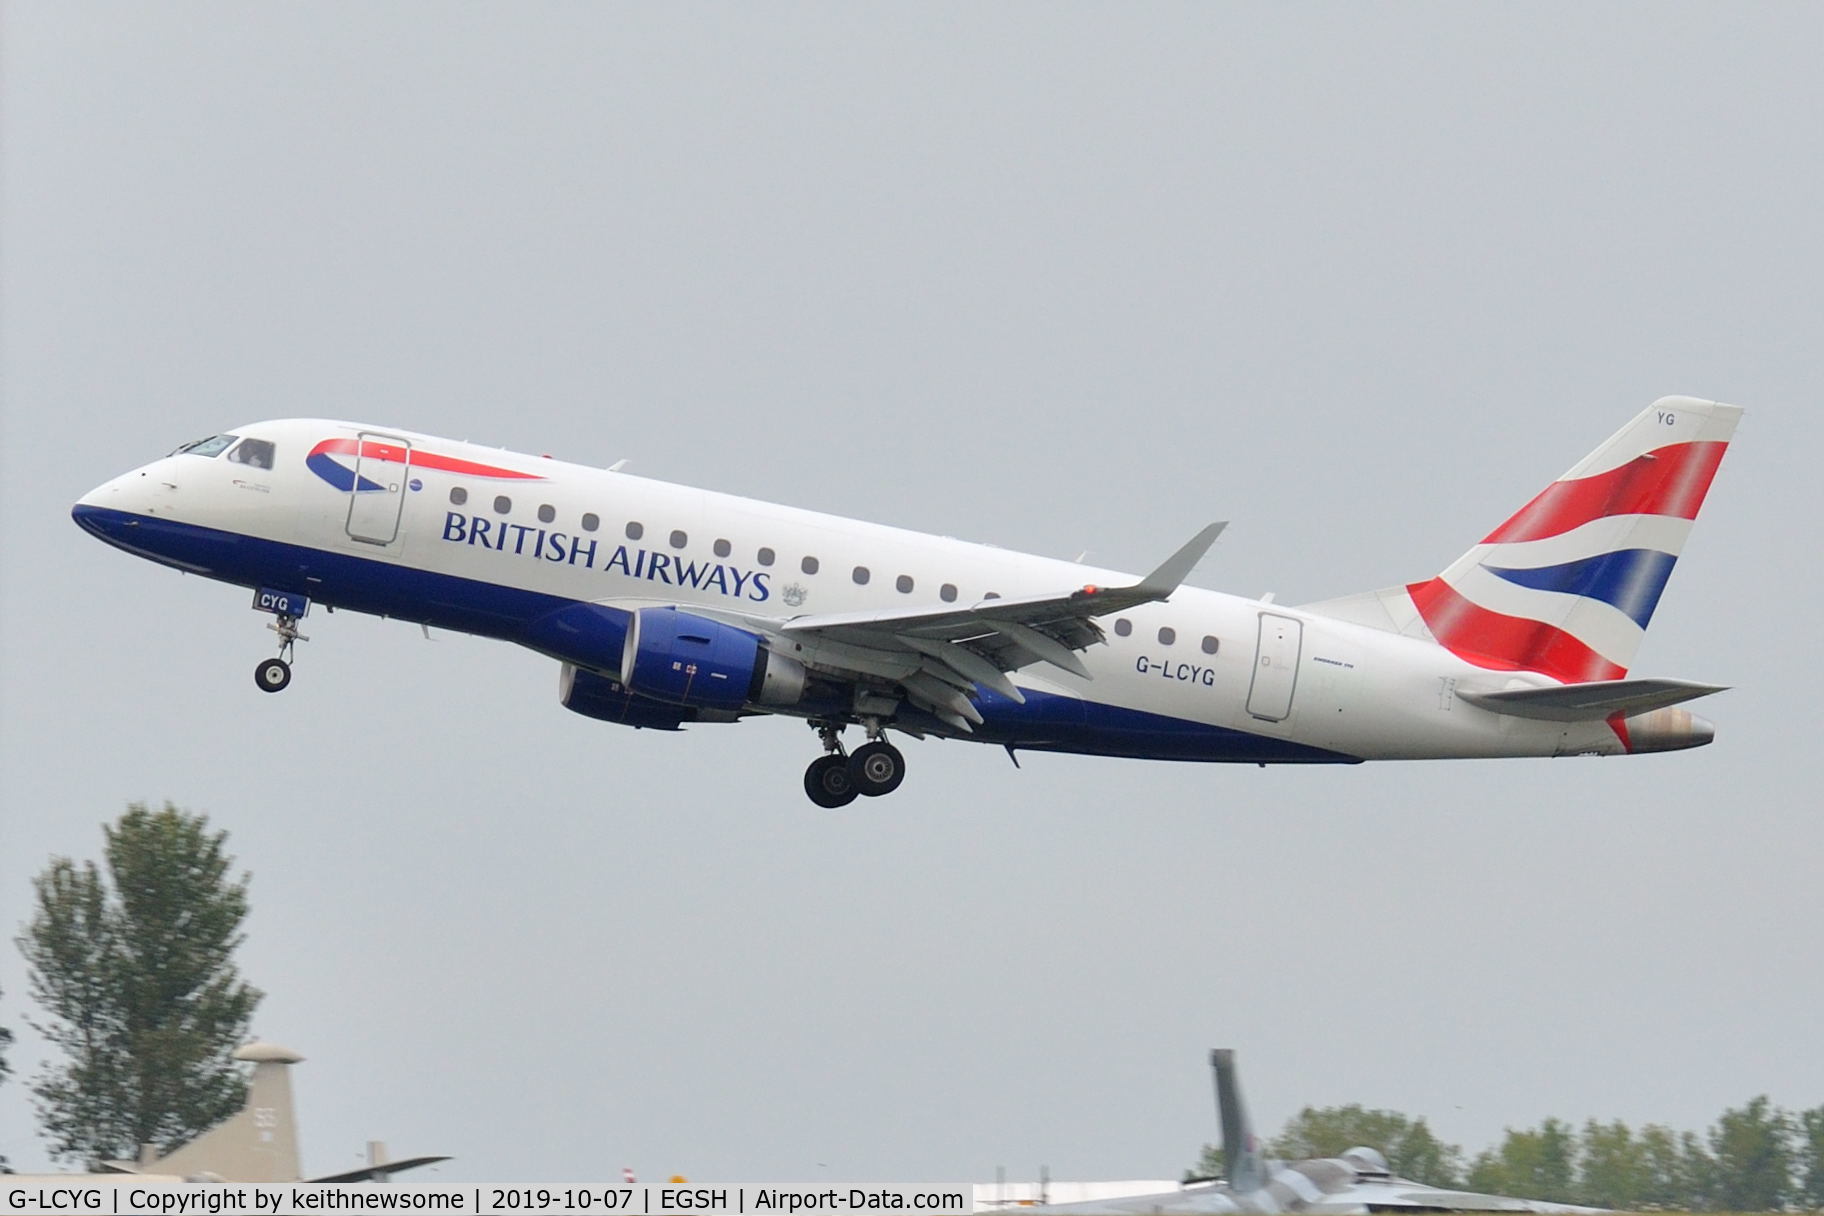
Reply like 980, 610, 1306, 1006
620, 606, 804, 710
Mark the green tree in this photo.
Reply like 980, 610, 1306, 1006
17, 803, 261, 1168
1795, 1104, 1824, 1210
1269, 1104, 1464, 1186
1576, 1118, 1646, 1208
1634, 1122, 1707, 1210
1, 980, 12, 1171
1707, 1095, 1791, 1212
1465, 1118, 1578, 1204
1182, 1144, 1223, 1183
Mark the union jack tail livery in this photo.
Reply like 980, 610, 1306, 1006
1408, 397, 1739, 684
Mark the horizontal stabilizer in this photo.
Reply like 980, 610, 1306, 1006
1458, 677, 1727, 722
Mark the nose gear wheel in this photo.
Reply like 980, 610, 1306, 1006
256, 612, 308, 693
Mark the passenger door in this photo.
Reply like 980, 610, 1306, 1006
1247, 612, 1303, 721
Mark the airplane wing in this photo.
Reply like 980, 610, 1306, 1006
1457, 677, 1726, 722
306, 1155, 451, 1183
1323, 1188, 1605, 1213
771, 523, 1225, 731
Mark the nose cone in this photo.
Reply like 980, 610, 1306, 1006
72, 499, 136, 547
73, 472, 136, 542
72, 466, 166, 550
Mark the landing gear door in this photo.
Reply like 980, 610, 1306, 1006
345, 432, 412, 546
1247, 612, 1303, 722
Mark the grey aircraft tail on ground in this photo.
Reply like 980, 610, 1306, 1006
9, 1040, 447, 1184
1025, 1050, 1605, 1215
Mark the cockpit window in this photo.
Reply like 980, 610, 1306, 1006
227, 438, 275, 470
172, 434, 238, 458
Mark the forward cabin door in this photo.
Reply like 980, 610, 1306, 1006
345, 432, 412, 546
1247, 612, 1303, 721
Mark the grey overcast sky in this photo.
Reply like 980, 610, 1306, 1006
2, 1, 1820, 1186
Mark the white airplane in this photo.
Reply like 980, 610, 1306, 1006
1014, 1050, 1604, 1214
73, 396, 1740, 805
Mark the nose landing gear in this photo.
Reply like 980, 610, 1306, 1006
254, 611, 308, 693
802, 720, 908, 806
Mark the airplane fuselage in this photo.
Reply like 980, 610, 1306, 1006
73, 417, 1667, 773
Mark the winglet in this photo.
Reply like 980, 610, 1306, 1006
1136, 522, 1225, 598
1063, 522, 1226, 615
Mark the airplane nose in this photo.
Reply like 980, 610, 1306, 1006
72, 469, 153, 543
72, 500, 127, 543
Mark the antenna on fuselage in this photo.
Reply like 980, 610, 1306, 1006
608, 459, 629, 473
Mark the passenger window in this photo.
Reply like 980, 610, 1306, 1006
626, 522, 644, 540
450, 487, 468, 506
896, 575, 914, 594
227, 438, 275, 469
537, 504, 556, 524
757, 547, 775, 567
940, 583, 958, 603
853, 566, 870, 585
802, 556, 820, 575
581, 513, 599, 532
1202, 636, 1219, 655
1158, 626, 1176, 645
493, 495, 512, 514
983, 591, 1001, 600
670, 530, 688, 549
1114, 619, 1132, 637
714, 538, 731, 558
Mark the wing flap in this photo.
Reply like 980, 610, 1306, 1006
760, 523, 1222, 728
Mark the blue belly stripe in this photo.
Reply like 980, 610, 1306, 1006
72, 505, 1361, 766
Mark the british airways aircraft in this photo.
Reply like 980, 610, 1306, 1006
72, 396, 1739, 806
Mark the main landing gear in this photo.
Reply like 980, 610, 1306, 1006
254, 612, 308, 694
803, 720, 907, 808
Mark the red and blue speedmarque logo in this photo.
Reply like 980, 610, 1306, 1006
306, 437, 547, 492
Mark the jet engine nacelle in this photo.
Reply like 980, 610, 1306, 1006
620, 606, 805, 710
560, 663, 701, 730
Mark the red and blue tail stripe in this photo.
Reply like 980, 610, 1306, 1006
1405, 399, 1740, 684
1481, 548, 1678, 629
1481, 440, 1728, 544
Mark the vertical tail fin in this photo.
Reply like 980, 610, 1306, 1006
140, 1041, 303, 1182
1210, 1049, 1265, 1193
1306, 397, 1741, 683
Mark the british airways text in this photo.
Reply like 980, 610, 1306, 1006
441, 511, 771, 601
